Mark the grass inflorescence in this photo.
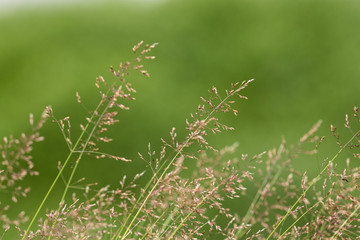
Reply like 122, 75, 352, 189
0, 42, 359, 239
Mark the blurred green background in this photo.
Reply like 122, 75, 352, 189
1, 0, 359, 237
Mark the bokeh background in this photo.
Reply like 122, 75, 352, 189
1, 0, 359, 237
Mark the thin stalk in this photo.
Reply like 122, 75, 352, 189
266, 129, 360, 239
158, 208, 183, 239
159, 207, 179, 235
115, 85, 243, 239
330, 204, 360, 240
46, 82, 118, 239
166, 186, 219, 239
140, 206, 174, 240
116, 135, 194, 240
113, 152, 173, 238
279, 201, 320, 239
22, 114, 93, 239
59, 100, 110, 204
235, 142, 285, 238
235, 165, 282, 238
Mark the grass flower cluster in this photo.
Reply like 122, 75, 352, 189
0, 42, 359, 239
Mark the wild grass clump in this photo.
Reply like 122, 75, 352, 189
0, 42, 359, 239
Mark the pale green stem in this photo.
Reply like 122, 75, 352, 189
160, 207, 179, 235
22, 117, 92, 239
116, 136, 194, 240
114, 83, 250, 239
330, 204, 360, 240
158, 208, 182, 238
279, 201, 320, 239
166, 186, 219, 239
266, 129, 360, 239
140, 206, 174, 240
113, 154, 171, 238
236, 166, 282, 238
46, 83, 120, 239
59, 100, 110, 205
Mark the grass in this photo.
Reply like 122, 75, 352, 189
0, 42, 359, 239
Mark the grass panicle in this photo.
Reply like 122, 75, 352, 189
0, 42, 359, 239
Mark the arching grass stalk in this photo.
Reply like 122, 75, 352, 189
157, 183, 199, 239
158, 207, 179, 235
148, 182, 196, 239
115, 80, 254, 239
45, 101, 112, 240
116, 152, 191, 239
115, 135, 194, 240
22, 100, 104, 239
25, 41, 156, 239
266, 129, 360, 239
112, 149, 178, 238
140, 206, 174, 239
59, 97, 111, 205
44, 76, 123, 240
279, 201, 321, 239
235, 163, 282, 239
158, 209, 182, 239
330, 204, 360, 240
236, 140, 287, 239
166, 185, 220, 239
